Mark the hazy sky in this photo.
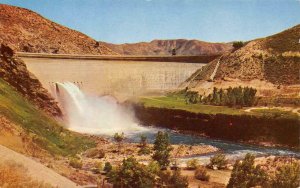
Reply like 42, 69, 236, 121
1, 0, 299, 44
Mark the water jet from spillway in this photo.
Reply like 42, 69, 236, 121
54, 82, 146, 135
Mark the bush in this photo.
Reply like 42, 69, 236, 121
107, 157, 155, 188
272, 162, 300, 188
195, 166, 210, 181
208, 153, 228, 170
158, 170, 189, 188
147, 161, 161, 175
91, 161, 103, 174
69, 158, 83, 169
233, 41, 244, 50
104, 162, 112, 173
186, 159, 200, 170
86, 148, 105, 158
152, 131, 173, 168
227, 153, 269, 188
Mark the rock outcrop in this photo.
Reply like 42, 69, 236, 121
0, 44, 61, 116
0, 4, 117, 55
101, 39, 232, 56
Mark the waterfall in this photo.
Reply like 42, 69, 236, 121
55, 82, 145, 135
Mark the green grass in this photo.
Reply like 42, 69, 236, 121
139, 96, 244, 115
250, 109, 299, 120
139, 95, 299, 119
0, 79, 95, 156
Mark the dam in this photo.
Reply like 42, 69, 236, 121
21, 55, 205, 99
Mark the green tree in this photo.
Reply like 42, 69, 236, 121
227, 153, 269, 188
107, 157, 156, 188
208, 153, 228, 170
272, 162, 300, 188
138, 134, 151, 155
152, 131, 173, 168
104, 162, 112, 173
233, 41, 244, 50
114, 132, 125, 152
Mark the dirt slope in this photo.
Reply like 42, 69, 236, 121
0, 4, 117, 55
101, 39, 232, 56
186, 25, 300, 90
0, 145, 79, 188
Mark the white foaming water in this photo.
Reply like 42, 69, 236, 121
55, 82, 147, 135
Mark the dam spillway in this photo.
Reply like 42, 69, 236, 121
22, 57, 205, 99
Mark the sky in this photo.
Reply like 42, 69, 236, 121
1, 0, 299, 44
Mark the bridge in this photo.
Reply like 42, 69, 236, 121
17, 52, 220, 64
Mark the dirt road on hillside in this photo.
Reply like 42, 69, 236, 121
0, 145, 80, 188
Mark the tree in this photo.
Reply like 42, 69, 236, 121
208, 153, 228, 170
104, 162, 112, 173
227, 153, 269, 188
114, 132, 125, 152
233, 41, 244, 50
138, 134, 151, 155
172, 48, 176, 56
152, 131, 173, 168
107, 157, 156, 188
272, 162, 300, 188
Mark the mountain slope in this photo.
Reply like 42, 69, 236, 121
187, 25, 300, 88
101, 39, 232, 56
0, 4, 117, 55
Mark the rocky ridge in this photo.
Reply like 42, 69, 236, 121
0, 4, 117, 55
101, 39, 232, 56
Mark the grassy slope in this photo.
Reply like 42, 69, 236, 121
0, 79, 95, 156
139, 96, 298, 120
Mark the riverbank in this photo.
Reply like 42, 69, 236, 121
132, 97, 299, 150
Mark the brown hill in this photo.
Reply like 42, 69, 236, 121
187, 25, 300, 87
101, 39, 232, 56
0, 4, 117, 55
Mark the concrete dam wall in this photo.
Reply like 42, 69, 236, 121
23, 57, 204, 99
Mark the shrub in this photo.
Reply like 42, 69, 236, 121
272, 162, 300, 188
208, 153, 228, 170
113, 132, 125, 151
152, 131, 173, 168
91, 161, 103, 174
69, 158, 83, 169
86, 148, 105, 158
233, 41, 244, 50
104, 162, 112, 173
186, 159, 200, 170
227, 153, 269, 188
195, 166, 210, 181
107, 157, 156, 188
158, 170, 189, 188
147, 161, 161, 175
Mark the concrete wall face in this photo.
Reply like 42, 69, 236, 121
23, 58, 204, 99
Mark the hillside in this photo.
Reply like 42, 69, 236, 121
0, 44, 94, 156
0, 44, 61, 116
186, 25, 300, 95
0, 4, 117, 55
101, 39, 232, 56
